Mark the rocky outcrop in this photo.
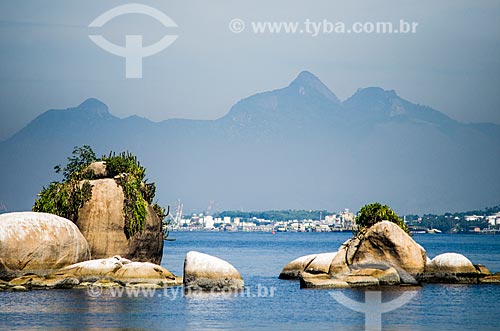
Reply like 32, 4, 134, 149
475, 264, 492, 277
289, 221, 498, 289
53, 256, 177, 286
305, 252, 337, 274
279, 253, 336, 279
284, 221, 428, 289
479, 273, 500, 284
300, 264, 401, 289
329, 221, 427, 277
3, 256, 180, 290
418, 253, 480, 283
85, 161, 109, 178
299, 274, 350, 289
183, 251, 244, 291
0, 212, 90, 280
76, 178, 163, 264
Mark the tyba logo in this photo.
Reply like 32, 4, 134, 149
89, 3, 178, 78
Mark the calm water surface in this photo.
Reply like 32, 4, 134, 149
1, 232, 499, 330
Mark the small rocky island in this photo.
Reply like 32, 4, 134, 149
0, 146, 243, 292
280, 211, 500, 289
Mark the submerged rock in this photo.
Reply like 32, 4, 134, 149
299, 264, 401, 289
0, 212, 90, 280
299, 273, 350, 289
183, 251, 244, 291
479, 273, 500, 284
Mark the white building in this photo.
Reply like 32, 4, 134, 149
465, 215, 484, 222
487, 213, 500, 226
203, 216, 214, 229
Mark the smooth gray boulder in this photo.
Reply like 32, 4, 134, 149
425, 253, 477, 273
0, 212, 90, 280
183, 251, 244, 291
418, 253, 479, 284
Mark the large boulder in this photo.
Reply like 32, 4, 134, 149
183, 251, 244, 291
279, 253, 336, 279
329, 221, 427, 277
76, 178, 163, 264
0, 212, 90, 279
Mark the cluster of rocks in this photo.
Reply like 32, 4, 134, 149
1, 256, 181, 292
2, 208, 498, 293
279, 221, 500, 289
1, 161, 245, 292
0, 211, 244, 292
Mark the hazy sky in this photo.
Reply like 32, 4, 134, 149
1, 0, 499, 141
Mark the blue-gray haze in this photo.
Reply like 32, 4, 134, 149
0, 1, 500, 215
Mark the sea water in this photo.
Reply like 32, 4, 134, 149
1, 232, 499, 330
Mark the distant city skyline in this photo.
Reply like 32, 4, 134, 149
1, 0, 500, 140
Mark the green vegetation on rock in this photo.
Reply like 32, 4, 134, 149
355, 202, 410, 236
33, 146, 167, 238
32, 180, 93, 223
103, 152, 147, 238
54, 145, 97, 181
33, 145, 96, 222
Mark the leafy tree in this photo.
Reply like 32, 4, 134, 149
54, 145, 96, 180
355, 202, 410, 236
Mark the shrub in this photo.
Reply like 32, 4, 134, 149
355, 202, 410, 236
33, 145, 95, 222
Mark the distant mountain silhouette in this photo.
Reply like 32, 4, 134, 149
1, 71, 499, 214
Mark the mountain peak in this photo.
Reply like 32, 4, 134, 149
292, 70, 320, 84
288, 71, 340, 104
77, 98, 109, 116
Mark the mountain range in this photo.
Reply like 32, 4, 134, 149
1, 71, 499, 215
